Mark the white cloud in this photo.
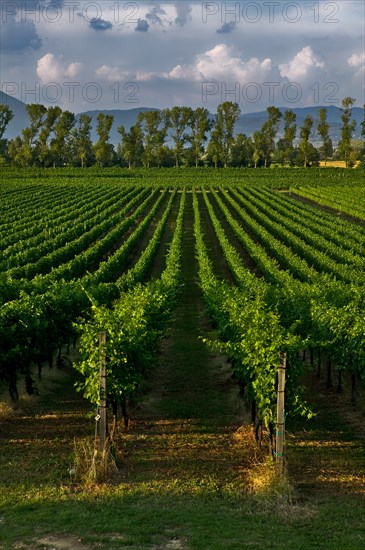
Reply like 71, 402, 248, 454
279, 46, 325, 81
348, 52, 365, 78
66, 62, 83, 78
168, 63, 193, 80
95, 65, 130, 81
37, 53, 82, 83
168, 44, 273, 82
135, 70, 157, 81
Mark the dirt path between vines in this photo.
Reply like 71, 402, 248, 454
121, 192, 255, 492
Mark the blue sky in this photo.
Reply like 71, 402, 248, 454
1, 1, 364, 113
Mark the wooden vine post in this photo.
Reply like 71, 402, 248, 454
275, 351, 286, 475
99, 331, 107, 451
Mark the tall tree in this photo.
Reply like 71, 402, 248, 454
167, 106, 193, 167
0, 104, 14, 161
211, 101, 241, 167
299, 114, 314, 167
281, 110, 296, 166
317, 108, 332, 166
337, 97, 356, 167
118, 122, 144, 169
252, 130, 264, 168
138, 110, 168, 168
23, 104, 48, 145
231, 133, 254, 167
190, 107, 212, 167
8, 136, 24, 166
37, 106, 62, 167
50, 110, 75, 167
18, 104, 48, 166
0, 104, 14, 140
261, 106, 282, 167
206, 130, 222, 168
94, 113, 114, 167
69, 114, 94, 167
359, 104, 365, 166
156, 109, 170, 168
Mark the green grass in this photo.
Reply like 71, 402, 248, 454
1, 483, 365, 549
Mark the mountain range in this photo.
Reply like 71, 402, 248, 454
1, 91, 363, 146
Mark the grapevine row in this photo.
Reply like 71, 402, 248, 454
0, 187, 139, 270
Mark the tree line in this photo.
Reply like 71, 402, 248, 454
0, 98, 364, 169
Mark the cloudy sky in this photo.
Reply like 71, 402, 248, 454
1, 0, 364, 113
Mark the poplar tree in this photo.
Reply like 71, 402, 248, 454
94, 113, 114, 167
118, 122, 144, 169
190, 107, 212, 167
281, 110, 296, 166
337, 97, 356, 167
211, 101, 241, 167
261, 106, 282, 167
0, 104, 14, 161
70, 114, 94, 167
299, 114, 314, 167
317, 108, 332, 166
167, 106, 193, 167
0, 104, 13, 139
138, 110, 168, 168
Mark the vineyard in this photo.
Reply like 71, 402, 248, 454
1, 167, 365, 549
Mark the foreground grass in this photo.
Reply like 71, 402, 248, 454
1, 476, 365, 549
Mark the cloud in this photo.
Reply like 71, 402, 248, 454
95, 65, 130, 81
37, 53, 82, 83
348, 52, 365, 78
1, 16, 42, 52
2, 1, 363, 113
279, 46, 325, 81
174, 2, 192, 26
66, 62, 83, 78
135, 71, 157, 82
145, 5, 166, 26
168, 44, 273, 83
135, 19, 149, 32
89, 18, 113, 31
217, 21, 236, 34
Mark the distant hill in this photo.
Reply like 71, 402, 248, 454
77, 108, 160, 145
235, 105, 364, 145
0, 92, 363, 146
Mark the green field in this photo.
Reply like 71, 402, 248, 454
1, 167, 365, 549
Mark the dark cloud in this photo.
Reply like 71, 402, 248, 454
145, 5, 166, 26
174, 2, 192, 27
135, 19, 149, 32
0, 16, 42, 52
217, 21, 236, 34
89, 18, 113, 31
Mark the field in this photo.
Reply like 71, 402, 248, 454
1, 167, 365, 549
318, 161, 361, 169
